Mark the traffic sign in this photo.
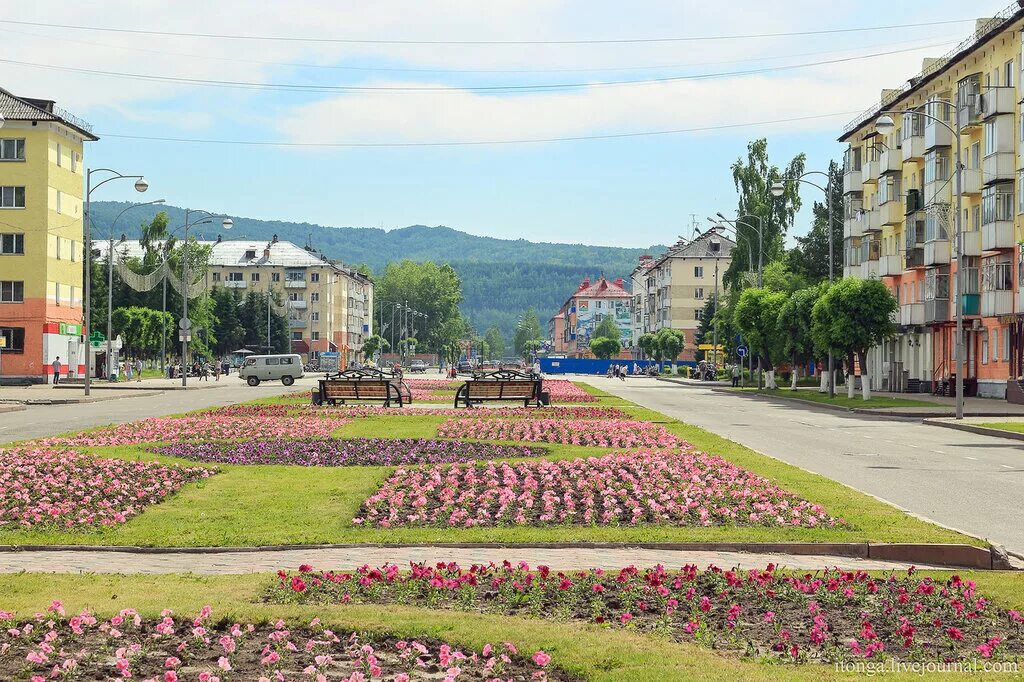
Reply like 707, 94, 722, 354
178, 318, 192, 330
178, 332, 192, 342
697, 344, 724, 351
737, 344, 749, 358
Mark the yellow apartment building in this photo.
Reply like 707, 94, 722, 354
840, 6, 1024, 399
0, 87, 97, 383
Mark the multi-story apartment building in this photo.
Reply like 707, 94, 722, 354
840, 7, 1024, 398
550, 276, 633, 357
630, 228, 735, 361
99, 236, 373, 366
0, 87, 97, 383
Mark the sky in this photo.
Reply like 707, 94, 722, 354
1, 1, 1010, 248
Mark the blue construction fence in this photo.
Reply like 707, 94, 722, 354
539, 357, 696, 375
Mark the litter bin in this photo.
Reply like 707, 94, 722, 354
539, 391, 551, 406
311, 388, 323, 406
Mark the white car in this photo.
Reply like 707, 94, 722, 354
238, 354, 304, 386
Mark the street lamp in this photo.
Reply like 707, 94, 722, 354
83, 169, 149, 395
706, 218, 756, 279
104, 199, 165, 380
716, 212, 764, 286
773, 171, 837, 398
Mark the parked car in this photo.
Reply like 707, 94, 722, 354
457, 361, 474, 373
238, 354, 304, 386
409, 359, 428, 373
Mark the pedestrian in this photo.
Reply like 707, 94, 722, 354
51, 356, 62, 386
214, 361, 221, 382
619, 364, 626, 381
135, 357, 143, 382
200, 362, 209, 381
731, 363, 741, 388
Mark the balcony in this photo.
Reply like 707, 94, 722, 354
284, 279, 307, 289
860, 259, 879, 279
879, 200, 903, 226
906, 248, 925, 268
982, 152, 1014, 184
844, 215, 864, 239
961, 167, 983, 195
980, 87, 1016, 118
288, 318, 307, 329
902, 134, 924, 162
223, 280, 247, 289
879, 147, 901, 174
923, 179, 951, 206
878, 254, 902, 277
982, 220, 1014, 251
962, 230, 982, 257
925, 123, 951, 149
287, 299, 307, 310
924, 298, 950, 323
981, 262, 1013, 316
843, 168, 862, 194
862, 155, 880, 184
900, 303, 924, 326
863, 208, 881, 233
981, 291, 1013, 316
924, 240, 951, 266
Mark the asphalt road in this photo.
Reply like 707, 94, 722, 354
585, 376, 1024, 555
0, 375, 318, 444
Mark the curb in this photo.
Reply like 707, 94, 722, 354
0, 542, 1009, 570
0, 404, 27, 413
0, 391, 164, 405
922, 419, 1024, 441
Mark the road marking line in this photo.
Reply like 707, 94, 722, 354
965, 456, 978, 461
1001, 464, 1014, 469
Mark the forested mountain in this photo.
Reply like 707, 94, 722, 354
90, 202, 663, 337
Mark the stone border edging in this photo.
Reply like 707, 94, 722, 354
709, 386, 976, 419
0, 542, 1009, 570
923, 418, 1024, 441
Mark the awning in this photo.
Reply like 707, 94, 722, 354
231, 348, 255, 355
291, 339, 310, 354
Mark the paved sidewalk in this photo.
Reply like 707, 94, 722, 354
0, 547, 944, 575
0, 385, 162, 404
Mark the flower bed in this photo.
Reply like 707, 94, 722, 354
437, 418, 677, 448
541, 380, 596, 403
303, 406, 631, 420
150, 438, 547, 467
36, 414, 350, 448
271, 563, 1024, 665
0, 604, 564, 681
354, 449, 841, 528
404, 378, 460, 391
0, 448, 214, 529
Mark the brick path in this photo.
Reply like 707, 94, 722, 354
0, 547, 940, 575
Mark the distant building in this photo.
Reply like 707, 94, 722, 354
550, 276, 633, 358
630, 228, 734, 361
97, 236, 373, 366
0, 87, 98, 383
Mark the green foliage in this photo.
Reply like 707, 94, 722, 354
589, 336, 622, 360
777, 284, 826, 367
236, 290, 289, 354
733, 288, 787, 370
593, 315, 621, 342
361, 334, 389, 359
520, 339, 542, 362
512, 308, 543, 355
811, 278, 897, 364
760, 260, 807, 295
637, 333, 659, 361
374, 260, 463, 353
483, 326, 505, 360
654, 328, 686, 363
110, 306, 174, 359
724, 138, 806, 290
788, 160, 844, 284
693, 297, 718, 361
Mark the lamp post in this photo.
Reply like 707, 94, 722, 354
176, 209, 233, 387
772, 170, 836, 398
104, 199, 165, 380
876, 104, 963, 419
716, 212, 764, 287
83, 170, 149, 396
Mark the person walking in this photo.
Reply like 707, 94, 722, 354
135, 357, 143, 382
51, 356, 62, 386
125, 360, 133, 382
731, 363, 741, 388
214, 361, 222, 382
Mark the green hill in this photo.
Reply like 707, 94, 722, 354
89, 202, 663, 337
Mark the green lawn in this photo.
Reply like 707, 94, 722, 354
1, 571, 1023, 681
0, 395, 979, 548
974, 421, 1024, 434
727, 387, 938, 409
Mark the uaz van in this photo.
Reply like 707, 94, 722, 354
238, 354, 304, 386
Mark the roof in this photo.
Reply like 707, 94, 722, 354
95, 237, 370, 281
0, 86, 98, 141
572, 275, 631, 300
839, 6, 1024, 142
645, 228, 736, 270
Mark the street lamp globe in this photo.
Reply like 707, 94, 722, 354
133, 177, 149, 192
875, 114, 896, 135
770, 181, 785, 197
222, 218, 234, 230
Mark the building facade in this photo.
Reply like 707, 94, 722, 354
550, 276, 633, 357
630, 228, 735, 361
840, 7, 1024, 398
0, 87, 97, 383
98, 236, 373, 366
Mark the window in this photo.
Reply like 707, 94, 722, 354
993, 329, 999, 363
311, 331, 320, 341
251, 272, 260, 282
212, 272, 221, 282
56, 190, 62, 214
1, 280, 24, 302
1005, 326, 1011, 361
983, 184, 1014, 225
286, 271, 305, 282
0, 186, 25, 208
227, 272, 243, 282
974, 205, 982, 231
982, 335, 989, 364
71, 151, 79, 173
1006, 60, 1015, 88
694, 288, 704, 300
311, 312, 319, 321
244, 249, 257, 259
271, 272, 280, 282
971, 141, 981, 169
290, 332, 302, 341
265, 357, 280, 365
984, 120, 997, 156
0, 327, 25, 352
694, 266, 704, 278
288, 292, 302, 302
310, 272, 320, 283
280, 356, 294, 365
694, 309, 701, 321
310, 292, 319, 302
924, 150, 949, 184
0, 139, 25, 161
69, 239, 76, 262
56, 143, 62, 167
0, 233, 24, 254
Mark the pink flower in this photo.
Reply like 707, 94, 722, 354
532, 650, 551, 667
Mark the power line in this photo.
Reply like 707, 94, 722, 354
0, 25, 963, 75
0, 17, 973, 45
97, 110, 860, 148
0, 41, 956, 94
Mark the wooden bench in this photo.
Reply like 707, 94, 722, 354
454, 369, 542, 408
316, 368, 405, 407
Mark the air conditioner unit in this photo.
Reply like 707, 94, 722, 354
971, 319, 983, 330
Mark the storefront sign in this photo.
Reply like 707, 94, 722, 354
59, 322, 82, 337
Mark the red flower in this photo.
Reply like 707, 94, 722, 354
290, 576, 307, 593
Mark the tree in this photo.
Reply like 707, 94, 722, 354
589, 336, 621, 360
483, 326, 506, 360
521, 340, 542, 362
733, 288, 786, 389
724, 139, 806, 291
373, 260, 463, 353
362, 334, 389, 361
812, 278, 897, 400
777, 284, 826, 390
637, 333, 658, 361
654, 328, 686, 371
593, 315, 621, 342
761, 260, 807, 295
788, 160, 844, 284
512, 308, 543, 355
693, 296, 717, 361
